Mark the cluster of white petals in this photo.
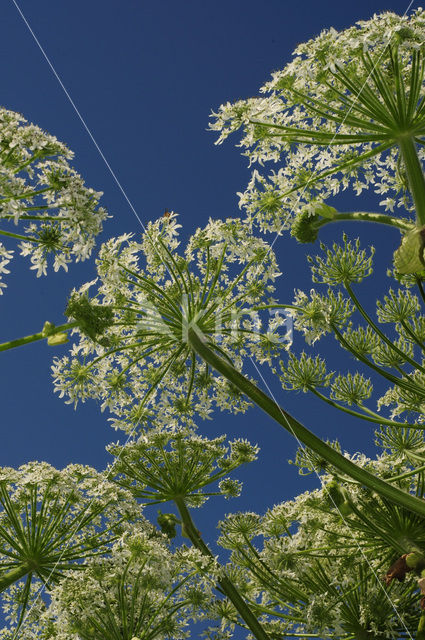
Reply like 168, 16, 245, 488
0, 461, 143, 631
214, 450, 422, 639
209, 10, 425, 233
0, 108, 107, 290
52, 214, 290, 432
42, 527, 209, 640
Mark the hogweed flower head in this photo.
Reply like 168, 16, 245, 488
0, 461, 142, 626
108, 428, 259, 507
210, 10, 425, 232
330, 372, 373, 406
292, 288, 353, 344
376, 287, 420, 323
279, 352, 333, 392
0, 107, 107, 290
52, 214, 291, 432
308, 235, 375, 286
43, 526, 208, 640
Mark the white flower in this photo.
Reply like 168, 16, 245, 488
0, 108, 108, 285
53, 214, 289, 432
210, 10, 425, 233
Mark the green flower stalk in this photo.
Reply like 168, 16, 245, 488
210, 10, 425, 234
0, 108, 107, 291
291, 207, 413, 244
52, 214, 290, 432
109, 428, 258, 506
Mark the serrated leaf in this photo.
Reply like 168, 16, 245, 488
394, 228, 425, 274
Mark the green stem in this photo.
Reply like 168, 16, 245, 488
0, 186, 53, 204
188, 327, 425, 519
0, 322, 77, 352
174, 498, 270, 640
398, 135, 425, 226
313, 211, 413, 233
1, 213, 66, 221
0, 563, 29, 592
388, 464, 425, 483
345, 283, 425, 376
399, 319, 425, 353
416, 278, 425, 306
0, 229, 41, 243
308, 386, 421, 430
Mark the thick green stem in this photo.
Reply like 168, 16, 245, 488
188, 328, 425, 519
0, 322, 77, 352
314, 211, 413, 233
0, 564, 29, 592
174, 498, 270, 640
398, 136, 425, 226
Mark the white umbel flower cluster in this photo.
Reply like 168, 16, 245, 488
214, 450, 422, 639
43, 528, 206, 640
210, 10, 425, 233
0, 108, 108, 290
52, 214, 290, 432
0, 460, 143, 630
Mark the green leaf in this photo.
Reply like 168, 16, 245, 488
394, 227, 425, 274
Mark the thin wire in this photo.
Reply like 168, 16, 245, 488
11, 0, 179, 293
7, 3, 186, 633
10, 0, 147, 233
249, 356, 414, 639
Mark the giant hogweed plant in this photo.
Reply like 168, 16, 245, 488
2, 9, 425, 640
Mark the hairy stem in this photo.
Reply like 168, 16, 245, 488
313, 211, 413, 234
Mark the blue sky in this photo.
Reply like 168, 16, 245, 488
0, 0, 417, 621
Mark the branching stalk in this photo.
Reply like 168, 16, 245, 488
0, 564, 30, 592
